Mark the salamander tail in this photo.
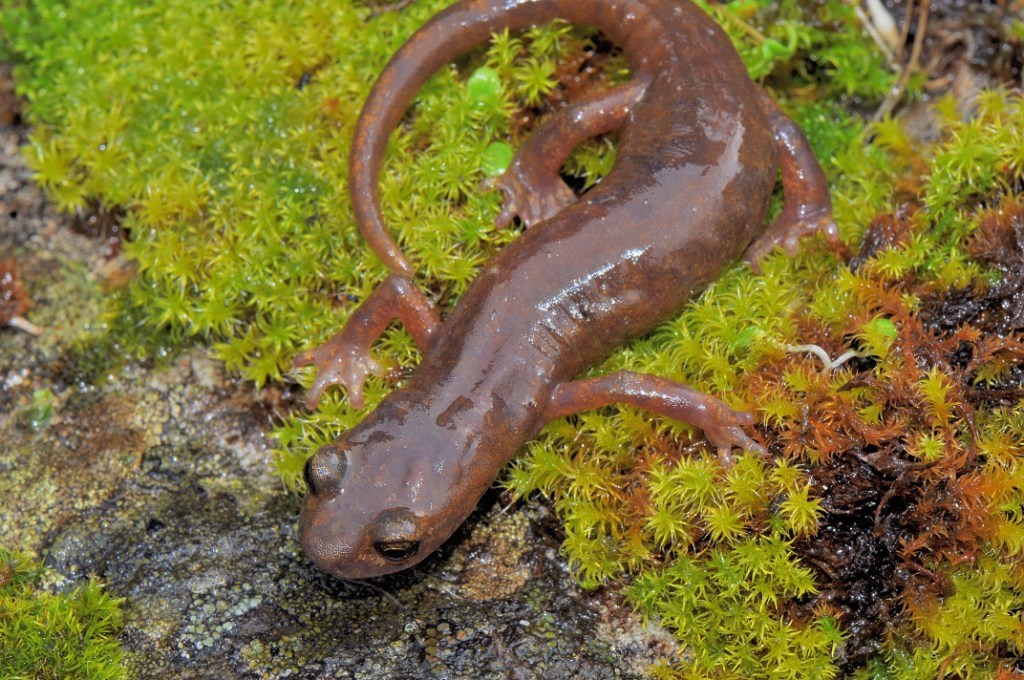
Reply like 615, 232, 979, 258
348, 0, 569, 277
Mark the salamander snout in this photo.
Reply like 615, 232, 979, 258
298, 435, 434, 578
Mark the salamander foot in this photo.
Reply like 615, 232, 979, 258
699, 405, 767, 468
292, 339, 384, 410
744, 210, 839, 270
487, 160, 576, 229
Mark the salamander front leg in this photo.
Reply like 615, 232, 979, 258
292, 274, 440, 410
545, 370, 765, 467
488, 79, 648, 228
744, 92, 840, 269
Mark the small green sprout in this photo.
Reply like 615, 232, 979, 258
857, 316, 898, 359
479, 141, 513, 177
466, 66, 503, 107
25, 388, 56, 432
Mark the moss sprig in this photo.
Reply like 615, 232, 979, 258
0, 549, 125, 680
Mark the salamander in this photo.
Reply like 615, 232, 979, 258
294, 0, 838, 579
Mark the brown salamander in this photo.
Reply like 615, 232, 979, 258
294, 0, 838, 579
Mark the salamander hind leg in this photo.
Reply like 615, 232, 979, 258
743, 91, 840, 270
545, 370, 765, 468
292, 274, 440, 410
487, 79, 647, 229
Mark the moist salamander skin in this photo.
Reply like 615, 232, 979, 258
294, 0, 838, 580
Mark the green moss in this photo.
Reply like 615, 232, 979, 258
698, 0, 897, 99
9, 0, 1024, 676
0, 549, 125, 680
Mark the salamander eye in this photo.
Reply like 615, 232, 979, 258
370, 508, 421, 563
303, 443, 348, 496
374, 540, 420, 562
302, 457, 316, 492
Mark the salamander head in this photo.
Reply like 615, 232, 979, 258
298, 399, 482, 579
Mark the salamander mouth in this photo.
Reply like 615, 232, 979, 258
374, 540, 420, 562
